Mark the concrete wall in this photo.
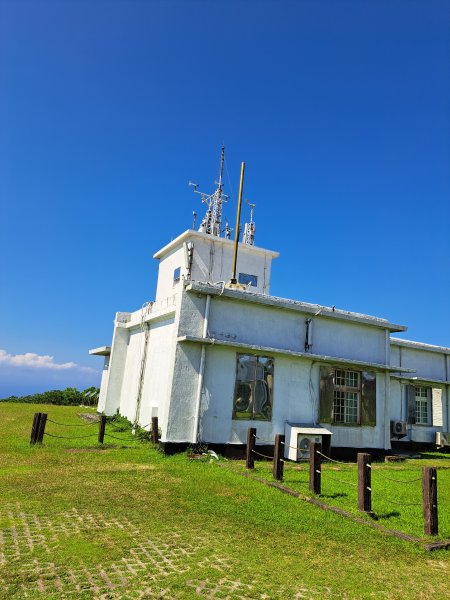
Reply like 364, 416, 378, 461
102, 323, 130, 416
97, 355, 110, 413
154, 233, 276, 302
196, 346, 387, 449
200, 294, 387, 364
389, 343, 450, 442
139, 316, 176, 433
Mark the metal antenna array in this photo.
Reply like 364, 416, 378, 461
189, 145, 229, 237
243, 200, 256, 245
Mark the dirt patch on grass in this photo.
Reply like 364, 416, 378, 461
66, 446, 116, 453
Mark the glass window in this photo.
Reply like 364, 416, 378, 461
173, 267, 181, 283
238, 273, 258, 287
333, 369, 360, 424
415, 386, 431, 425
233, 354, 273, 420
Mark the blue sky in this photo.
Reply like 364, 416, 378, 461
1, 0, 449, 397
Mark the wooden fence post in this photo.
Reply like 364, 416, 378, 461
422, 466, 438, 536
98, 415, 107, 444
151, 416, 159, 444
36, 413, 47, 444
309, 442, 321, 494
246, 427, 256, 469
272, 434, 285, 481
357, 453, 372, 513
30, 412, 41, 445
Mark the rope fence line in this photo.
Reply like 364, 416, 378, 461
103, 432, 138, 442
44, 432, 98, 440
322, 471, 359, 488
316, 450, 351, 466
373, 472, 422, 484
46, 418, 98, 427
280, 441, 307, 456
251, 449, 274, 460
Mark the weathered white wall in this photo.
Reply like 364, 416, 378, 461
312, 319, 386, 364
139, 316, 176, 432
202, 295, 386, 364
390, 342, 450, 441
155, 246, 185, 302
154, 232, 277, 303
102, 323, 130, 416
165, 342, 202, 442
97, 355, 110, 413
392, 345, 447, 381
197, 346, 387, 448
119, 328, 144, 422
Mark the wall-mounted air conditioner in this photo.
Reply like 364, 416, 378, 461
435, 432, 450, 448
390, 420, 407, 439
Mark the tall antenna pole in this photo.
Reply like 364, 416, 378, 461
230, 162, 245, 284
190, 145, 229, 237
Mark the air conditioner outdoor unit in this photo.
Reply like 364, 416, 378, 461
390, 420, 407, 438
297, 435, 321, 460
435, 432, 450, 448
284, 424, 332, 462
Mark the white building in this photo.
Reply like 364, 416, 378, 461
90, 154, 450, 457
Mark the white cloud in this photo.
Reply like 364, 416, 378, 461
0, 349, 86, 371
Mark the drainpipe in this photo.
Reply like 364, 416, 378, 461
192, 294, 211, 444
384, 329, 391, 450
446, 355, 450, 432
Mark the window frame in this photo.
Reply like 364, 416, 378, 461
238, 272, 258, 287
232, 353, 274, 421
332, 369, 361, 425
173, 267, 181, 285
415, 385, 431, 426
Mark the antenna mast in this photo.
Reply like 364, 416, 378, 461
243, 200, 256, 245
189, 145, 229, 237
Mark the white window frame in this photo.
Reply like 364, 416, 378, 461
415, 386, 431, 425
333, 369, 361, 425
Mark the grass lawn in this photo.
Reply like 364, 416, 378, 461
1, 403, 450, 599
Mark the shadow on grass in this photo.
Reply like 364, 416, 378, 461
418, 452, 450, 462
376, 511, 401, 520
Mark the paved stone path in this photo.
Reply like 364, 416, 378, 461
0, 503, 325, 599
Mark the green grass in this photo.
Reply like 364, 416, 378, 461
1, 403, 450, 599
239, 454, 450, 541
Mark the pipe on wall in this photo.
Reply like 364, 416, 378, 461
384, 329, 391, 450
192, 294, 211, 444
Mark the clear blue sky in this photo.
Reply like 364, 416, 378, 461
1, 0, 449, 397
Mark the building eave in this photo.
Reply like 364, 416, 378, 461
89, 346, 111, 356
390, 374, 450, 386
391, 337, 450, 355
177, 335, 414, 372
185, 282, 407, 333
153, 229, 280, 260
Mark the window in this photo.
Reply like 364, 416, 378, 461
233, 354, 274, 420
319, 367, 376, 426
333, 369, 360, 424
238, 273, 258, 287
173, 267, 181, 284
415, 386, 431, 425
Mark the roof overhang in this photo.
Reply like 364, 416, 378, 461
177, 335, 414, 372
185, 282, 407, 333
391, 337, 450, 355
153, 229, 280, 260
89, 346, 111, 356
